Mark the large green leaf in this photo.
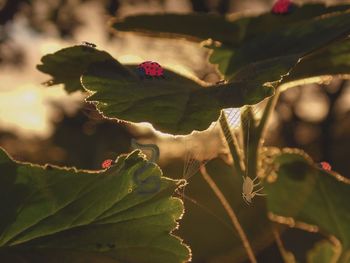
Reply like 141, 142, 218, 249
209, 13, 350, 83
81, 51, 273, 134
114, 13, 239, 44
281, 38, 350, 88
112, 4, 350, 46
37, 46, 273, 134
39, 5, 350, 135
113, 4, 350, 81
0, 148, 190, 263
263, 149, 350, 260
37, 45, 133, 93
163, 158, 273, 263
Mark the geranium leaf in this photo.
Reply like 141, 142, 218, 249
0, 148, 190, 263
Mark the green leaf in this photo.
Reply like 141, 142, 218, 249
112, 4, 350, 46
0, 148, 190, 263
112, 4, 350, 82
169, 158, 273, 263
37, 46, 273, 134
263, 149, 350, 259
209, 8, 350, 81
80, 52, 273, 134
37, 45, 134, 93
113, 13, 240, 44
281, 38, 350, 88
307, 240, 340, 263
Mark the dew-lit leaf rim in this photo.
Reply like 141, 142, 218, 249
0, 147, 191, 263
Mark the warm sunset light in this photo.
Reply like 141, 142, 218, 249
0, 85, 47, 136
1, 1, 350, 263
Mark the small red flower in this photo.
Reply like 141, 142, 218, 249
102, 159, 113, 169
272, 0, 292, 14
319, 161, 332, 171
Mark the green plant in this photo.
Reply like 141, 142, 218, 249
1, 2, 350, 263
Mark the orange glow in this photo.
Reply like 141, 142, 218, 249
118, 55, 143, 64
39, 40, 64, 54
0, 85, 48, 137
0, 84, 83, 138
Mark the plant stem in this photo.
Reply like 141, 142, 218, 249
272, 227, 296, 263
218, 110, 244, 177
199, 165, 257, 263
257, 90, 281, 140
241, 107, 259, 178
238, 91, 280, 180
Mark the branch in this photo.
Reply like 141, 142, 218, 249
200, 165, 257, 263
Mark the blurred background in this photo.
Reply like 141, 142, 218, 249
1, 0, 349, 262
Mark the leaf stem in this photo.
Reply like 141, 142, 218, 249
257, 90, 281, 140
218, 111, 244, 177
241, 107, 259, 178
241, 91, 280, 179
272, 227, 296, 263
199, 165, 257, 263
